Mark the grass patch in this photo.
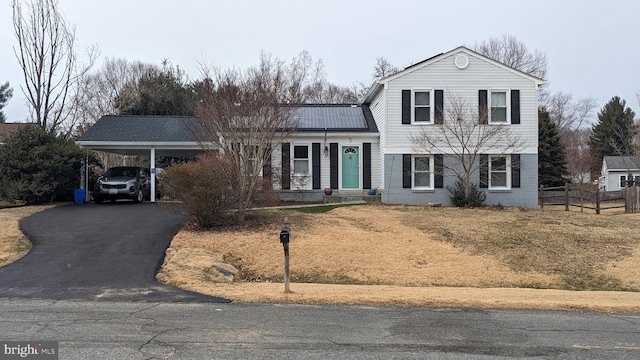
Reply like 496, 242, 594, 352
406, 206, 640, 291
288, 203, 364, 214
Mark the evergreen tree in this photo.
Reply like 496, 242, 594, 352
114, 61, 199, 116
589, 96, 636, 175
538, 107, 567, 187
0, 81, 12, 123
0, 126, 96, 204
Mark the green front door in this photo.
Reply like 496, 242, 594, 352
342, 146, 359, 189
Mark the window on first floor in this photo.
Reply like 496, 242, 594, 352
619, 175, 640, 187
480, 154, 520, 190
293, 145, 309, 174
403, 154, 443, 190
489, 155, 509, 188
412, 155, 433, 189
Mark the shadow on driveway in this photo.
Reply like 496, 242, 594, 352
0, 202, 229, 303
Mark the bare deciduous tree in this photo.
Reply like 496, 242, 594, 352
73, 58, 157, 135
540, 91, 597, 134
193, 53, 303, 223
472, 33, 548, 80
372, 56, 401, 80
12, 0, 97, 134
411, 94, 523, 200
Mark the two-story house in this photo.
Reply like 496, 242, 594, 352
361, 46, 544, 207
79, 46, 544, 207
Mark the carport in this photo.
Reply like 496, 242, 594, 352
76, 115, 204, 202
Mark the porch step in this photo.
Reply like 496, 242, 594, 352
324, 192, 381, 204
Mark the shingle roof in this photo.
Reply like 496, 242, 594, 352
78, 116, 197, 142
604, 156, 640, 171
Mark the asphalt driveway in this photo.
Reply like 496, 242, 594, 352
0, 202, 228, 302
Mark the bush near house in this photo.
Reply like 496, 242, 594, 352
159, 154, 236, 228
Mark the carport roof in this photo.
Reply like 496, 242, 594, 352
76, 115, 201, 156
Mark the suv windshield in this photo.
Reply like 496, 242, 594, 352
105, 168, 136, 177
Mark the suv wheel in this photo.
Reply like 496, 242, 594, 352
134, 189, 144, 203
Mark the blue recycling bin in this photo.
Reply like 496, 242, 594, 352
74, 189, 86, 204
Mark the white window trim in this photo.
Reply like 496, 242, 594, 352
488, 154, 511, 189
411, 89, 434, 124
488, 89, 511, 124
292, 144, 310, 176
412, 155, 434, 190
290, 144, 311, 190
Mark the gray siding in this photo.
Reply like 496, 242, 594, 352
383, 153, 538, 207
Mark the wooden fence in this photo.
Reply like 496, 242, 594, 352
538, 184, 640, 214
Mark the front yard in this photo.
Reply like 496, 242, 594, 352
156, 204, 640, 309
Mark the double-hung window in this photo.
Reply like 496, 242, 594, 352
293, 145, 309, 174
490, 90, 508, 123
413, 90, 432, 123
246, 146, 262, 176
412, 155, 433, 189
489, 155, 510, 188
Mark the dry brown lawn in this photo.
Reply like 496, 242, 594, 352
157, 204, 640, 312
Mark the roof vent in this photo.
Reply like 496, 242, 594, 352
454, 54, 469, 69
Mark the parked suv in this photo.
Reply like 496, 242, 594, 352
92, 166, 151, 204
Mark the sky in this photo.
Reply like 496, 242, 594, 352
1, 0, 639, 124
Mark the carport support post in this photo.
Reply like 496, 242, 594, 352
150, 147, 156, 202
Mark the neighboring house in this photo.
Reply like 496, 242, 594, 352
0, 123, 30, 145
78, 46, 544, 207
600, 156, 640, 191
362, 46, 544, 207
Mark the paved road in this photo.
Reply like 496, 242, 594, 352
0, 202, 227, 302
1, 298, 639, 359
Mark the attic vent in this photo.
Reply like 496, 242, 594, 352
454, 54, 469, 69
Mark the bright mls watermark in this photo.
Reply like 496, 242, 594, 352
0, 342, 57, 359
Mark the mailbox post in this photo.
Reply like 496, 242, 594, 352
280, 217, 291, 293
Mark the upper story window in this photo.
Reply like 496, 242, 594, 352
293, 145, 309, 175
490, 90, 508, 123
479, 89, 520, 125
413, 90, 432, 123
412, 155, 434, 189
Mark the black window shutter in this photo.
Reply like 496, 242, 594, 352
479, 154, 488, 188
511, 154, 521, 188
434, 90, 444, 124
330, 143, 338, 189
434, 154, 444, 188
510, 90, 520, 124
263, 146, 272, 181
363, 143, 372, 189
402, 90, 411, 124
478, 90, 488, 124
281, 143, 290, 190
312, 143, 321, 189
402, 154, 411, 188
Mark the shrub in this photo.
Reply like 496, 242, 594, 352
159, 154, 234, 228
447, 180, 486, 207
0, 126, 97, 204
